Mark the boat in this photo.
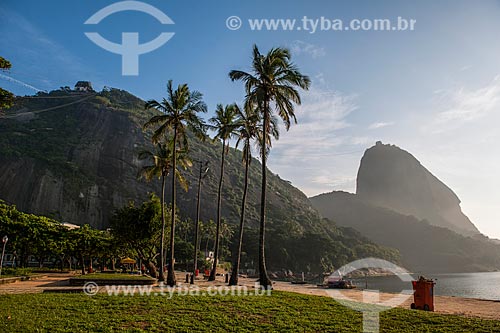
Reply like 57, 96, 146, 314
327, 276, 356, 289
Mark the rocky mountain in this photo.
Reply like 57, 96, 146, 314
310, 143, 500, 273
357, 141, 479, 236
0, 86, 399, 273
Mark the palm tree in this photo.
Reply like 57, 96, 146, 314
138, 143, 191, 282
228, 106, 259, 286
193, 160, 209, 278
208, 103, 240, 281
144, 80, 207, 286
229, 45, 310, 289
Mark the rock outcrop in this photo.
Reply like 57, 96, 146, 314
309, 142, 500, 273
356, 141, 479, 236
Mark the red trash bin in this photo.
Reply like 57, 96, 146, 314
411, 276, 436, 311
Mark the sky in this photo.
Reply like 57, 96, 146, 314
1, 0, 500, 238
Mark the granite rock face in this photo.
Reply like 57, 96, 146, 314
356, 142, 479, 236
309, 142, 500, 273
0, 89, 322, 231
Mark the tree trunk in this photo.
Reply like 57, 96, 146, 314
209, 140, 226, 281
259, 106, 272, 289
229, 146, 250, 286
158, 173, 166, 282
166, 126, 178, 287
81, 254, 86, 275
193, 162, 203, 277
146, 261, 158, 279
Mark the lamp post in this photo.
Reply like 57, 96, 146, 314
0, 235, 8, 276
193, 160, 209, 280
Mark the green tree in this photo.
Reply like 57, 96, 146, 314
200, 219, 216, 259
144, 80, 207, 286
71, 224, 105, 275
229, 105, 259, 285
109, 195, 163, 277
138, 143, 191, 282
229, 45, 310, 288
208, 103, 240, 281
0, 56, 14, 110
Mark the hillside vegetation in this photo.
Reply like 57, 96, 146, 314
0, 88, 399, 273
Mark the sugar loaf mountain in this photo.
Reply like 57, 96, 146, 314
0, 83, 398, 274
310, 142, 500, 273
1, 83, 500, 274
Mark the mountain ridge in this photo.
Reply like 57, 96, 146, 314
310, 142, 500, 273
0, 86, 399, 273
357, 141, 479, 236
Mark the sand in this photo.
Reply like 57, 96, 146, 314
1, 272, 499, 321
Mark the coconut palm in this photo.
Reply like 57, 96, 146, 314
193, 160, 209, 278
229, 45, 310, 289
144, 80, 207, 286
138, 143, 191, 281
208, 103, 240, 281
228, 105, 259, 286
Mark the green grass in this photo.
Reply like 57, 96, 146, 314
0, 268, 33, 278
0, 291, 498, 332
71, 273, 155, 280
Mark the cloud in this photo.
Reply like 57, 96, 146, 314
270, 85, 358, 154
368, 121, 394, 130
0, 73, 43, 92
0, 8, 97, 93
264, 84, 373, 196
290, 40, 326, 59
428, 75, 500, 132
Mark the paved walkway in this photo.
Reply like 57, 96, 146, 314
0, 274, 73, 294
1, 272, 500, 321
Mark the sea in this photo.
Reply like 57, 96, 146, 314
351, 271, 500, 301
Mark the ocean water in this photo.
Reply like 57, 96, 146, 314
351, 272, 500, 301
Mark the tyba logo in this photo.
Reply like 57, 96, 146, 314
84, 1, 174, 75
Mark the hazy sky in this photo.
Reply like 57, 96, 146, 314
1, 0, 500, 238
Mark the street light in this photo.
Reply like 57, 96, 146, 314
193, 160, 209, 280
0, 235, 8, 276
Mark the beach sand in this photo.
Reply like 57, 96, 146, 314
1, 272, 499, 320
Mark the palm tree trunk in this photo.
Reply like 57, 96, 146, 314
259, 105, 272, 289
229, 145, 250, 286
209, 140, 226, 281
158, 172, 166, 282
81, 254, 85, 275
167, 127, 178, 286
193, 163, 203, 277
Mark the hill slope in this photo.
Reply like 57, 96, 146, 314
310, 141, 500, 273
357, 142, 479, 236
311, 191, 500, 272
0, 87, 399, 273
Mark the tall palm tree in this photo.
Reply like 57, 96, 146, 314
193, 160, 209, 278
228, 105, 259, 286
229, 45, 310, 289
138, 143, 191, 282
208, 103, 240, 281
144, 80, 207, 286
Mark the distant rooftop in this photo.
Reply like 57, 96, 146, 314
74, 81, 94, 92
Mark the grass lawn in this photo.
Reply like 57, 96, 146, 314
0, 291, 499, 332
0, 268, 33, 278
71, 273, 155, 280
